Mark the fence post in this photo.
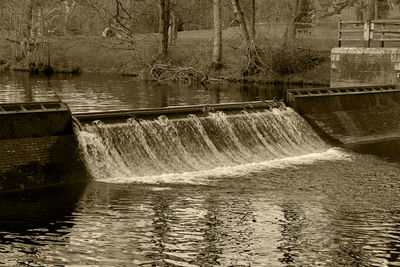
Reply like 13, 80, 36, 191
364, 20, 371, 47
381, 23, 385, 47
371, 21, 375, 45
338, 20, 342, 47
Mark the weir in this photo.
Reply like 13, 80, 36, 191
285, 84, 400, 144
4, 61, 400, 191
3, 87, 400, 192
73, 101, 328, 182
2, 100, 330, 191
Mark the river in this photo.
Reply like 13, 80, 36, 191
0, 71, 284, 112
0, 71, 400, 266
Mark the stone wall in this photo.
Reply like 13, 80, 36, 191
331, 47, 400, 87
0, 135, 86, 192
0, 136, 76, 173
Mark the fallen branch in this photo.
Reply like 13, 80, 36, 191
149, 64, 207, 83
5, 38, 34, 46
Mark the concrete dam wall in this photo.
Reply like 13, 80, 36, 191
285, 85, 400, 145
0, 101, 85, 193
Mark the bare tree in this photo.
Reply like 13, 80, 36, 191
249, 0, 256, 40
60, 0, 76, 34
25, 0, 34, 40
168, 10, 178, 46
159, 0, 170, 58
231, 0, 261, 75
364, 0, 375, 19
211, 0, 222, 69
283, 0, 301, 47
231, 0, 251, 45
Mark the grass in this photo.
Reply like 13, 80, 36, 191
0, 23, 340, 84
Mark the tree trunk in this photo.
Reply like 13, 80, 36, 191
364, 0, 375, 20
30, 2, 42, 40
283, 0, 301, 48
21, 0, 35, 61
231, 0, 261, 76
249, 0, 256, 41
63, 1, 76, 35
231, 0, 251, 45
356, 7, 363, 21
168, 11, 177, 46
212, 0, 222, 69
25, 0, 33, 40
159, 0, 170, 58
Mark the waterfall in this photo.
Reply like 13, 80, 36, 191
74, 106, 335, 183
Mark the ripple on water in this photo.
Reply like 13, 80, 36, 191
0, 152, 400, 265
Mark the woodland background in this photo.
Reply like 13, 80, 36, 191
1, 0, 399, 84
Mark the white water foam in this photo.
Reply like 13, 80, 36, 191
75, 107, 350, 185
93, 148, 351, 185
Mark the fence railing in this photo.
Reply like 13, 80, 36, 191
338, 20, 400, 47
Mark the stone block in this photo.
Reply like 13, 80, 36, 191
331, 47, 400, 87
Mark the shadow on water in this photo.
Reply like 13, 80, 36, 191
0, 182, 87, 238
346, 138, 400, 164
278, 205, 303, 265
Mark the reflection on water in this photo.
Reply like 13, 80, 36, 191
1, 153, 400, 265
1, 71, 400, 265
0, 71, 286, 112
0, 184, 87, 264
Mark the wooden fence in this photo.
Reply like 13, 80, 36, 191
338, 20, 400, 47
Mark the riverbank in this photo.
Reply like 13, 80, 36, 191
0, 25, 336, 85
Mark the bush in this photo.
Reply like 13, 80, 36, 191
268, 45, 324, 75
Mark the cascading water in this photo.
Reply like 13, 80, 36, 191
74, 105, 346, 184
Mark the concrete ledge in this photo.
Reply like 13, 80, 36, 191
0, 101, 73, 140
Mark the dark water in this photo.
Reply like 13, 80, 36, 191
0, 71, 284, 113
1, 71, 400, 266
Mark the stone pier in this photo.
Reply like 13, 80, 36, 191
0, 101, 86, 193
331, 47, 400, 87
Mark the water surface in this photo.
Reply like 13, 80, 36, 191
0, 71, 285, 112
1, 152, 400, 266
1, 71, 400, 266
